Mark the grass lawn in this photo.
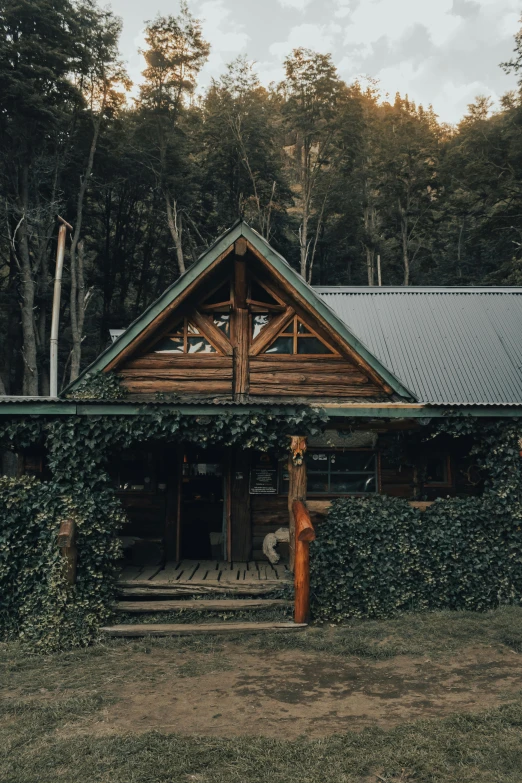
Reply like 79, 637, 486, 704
3, 607, 522, 782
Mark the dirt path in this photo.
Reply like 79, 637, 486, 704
61, 643, 522, 739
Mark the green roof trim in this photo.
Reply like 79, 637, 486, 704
64, 221, 415, 400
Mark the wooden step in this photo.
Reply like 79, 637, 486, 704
118, 583, 290, 598
116, 598, 293, 613
101, 622, 307, 637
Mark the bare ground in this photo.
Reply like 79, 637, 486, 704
53, 642, 522, 739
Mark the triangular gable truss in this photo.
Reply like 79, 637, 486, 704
65, 222, 416, 401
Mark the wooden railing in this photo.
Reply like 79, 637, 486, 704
292, 500, 316, 624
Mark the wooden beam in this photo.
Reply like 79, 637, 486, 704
249, 307, 294, 356
190, 310, 233, 356
57, 519, 77, 585
234, 257, 247, 309
234, 237, 248, 257
104, 245, 234, 372
287, 436, 307, 572
245, 240, 393, 394
233, 308, 249, 398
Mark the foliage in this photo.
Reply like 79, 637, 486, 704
0, 404, 326, 650
0, 475, 124, 651
311, 421, 522, 621
65, 371, 127, 400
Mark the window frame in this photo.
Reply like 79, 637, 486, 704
423, 453, 452, 488
154, 316, 221, 355
264, 315, 338, 356
281, 448, 379, 497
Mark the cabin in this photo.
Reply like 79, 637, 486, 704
2, 220, 522, 635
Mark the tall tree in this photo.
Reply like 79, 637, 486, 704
280, 48, 342, 281
136, 3, 209, 276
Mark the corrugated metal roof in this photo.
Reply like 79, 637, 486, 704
315, 287, 522, 405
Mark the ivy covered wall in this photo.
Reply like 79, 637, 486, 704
0, 397, 326, 651
311, 419, 522, 621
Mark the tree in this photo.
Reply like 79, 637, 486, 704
136, 3, 209, 276
280, 48, 342, 281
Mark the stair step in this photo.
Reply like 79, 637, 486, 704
118, 583, 290, 598
116, 599, 293, 613
101, 622, 307, 637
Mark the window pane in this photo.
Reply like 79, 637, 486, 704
330, 474, 376, 493
265, 336, 293, 354
188, 337, 216, 353
331, 452, 376, 472
154, 336, 184, 353
297, 336, 332, 354
297, 320, 312, 334
187, 321, 199, 334
252, 313, 271, 339
425, 457, 448, 484
281, 320, 294, 334
307, 452, 330, 471
308, 473, 329, 493
213, 313, 230, 335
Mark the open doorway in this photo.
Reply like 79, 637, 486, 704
180, 446, 227, 560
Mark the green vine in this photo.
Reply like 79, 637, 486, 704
0, 403, 327, 651
311, 419, 522, 621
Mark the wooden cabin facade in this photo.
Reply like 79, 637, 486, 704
3, 221, 522, 629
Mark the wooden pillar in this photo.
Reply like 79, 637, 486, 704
57, 519, 77, 585
233, 240, 249, 401
293, 500, 316, 624
230, 447, 252, 561
287, 435, 307, 572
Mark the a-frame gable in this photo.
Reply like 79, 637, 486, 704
65, 222, 415, 402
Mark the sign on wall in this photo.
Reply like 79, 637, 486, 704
249, 453, 279, 494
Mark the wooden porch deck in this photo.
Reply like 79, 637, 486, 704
118, 559, 292, 595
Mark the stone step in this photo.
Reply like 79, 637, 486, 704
101, 621, 307, 637
116, 598, 293, 613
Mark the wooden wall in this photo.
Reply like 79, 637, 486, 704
118, 355, 233, 396
249, 356, 383, 397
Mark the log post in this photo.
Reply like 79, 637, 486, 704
293, 499, 315, 624
287, 435, 307, 572
233, 243, 249, 400
57, 519, 77, 585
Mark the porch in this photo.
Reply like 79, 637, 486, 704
118, 559, 292, 595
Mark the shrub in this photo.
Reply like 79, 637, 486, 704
311, 495, 522, 621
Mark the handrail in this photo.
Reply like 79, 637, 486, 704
292, 500, 315, 624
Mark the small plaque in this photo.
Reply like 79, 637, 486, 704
249, 454, 278, 494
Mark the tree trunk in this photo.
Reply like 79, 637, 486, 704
18, 169, 39, 395
166, 193, 186, 276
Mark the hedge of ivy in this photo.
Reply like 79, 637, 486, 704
0, 381, 327, 651
311, 420, 522, 621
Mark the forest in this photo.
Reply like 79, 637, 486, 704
2, 0, 522, 396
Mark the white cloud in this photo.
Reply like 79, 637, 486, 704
277, 0, 313, 10
342, 0, 461, 49
269, 22, 340, 59
195, 0, 249, 87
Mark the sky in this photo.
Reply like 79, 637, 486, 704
108, 0, 521, 125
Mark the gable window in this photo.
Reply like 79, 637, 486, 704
282, 450, 377, 495
153, 318, 217, 354
265, 316, 336, 355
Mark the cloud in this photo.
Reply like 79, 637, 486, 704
270, 22, 341, 59
277, 0, 313, 10
194, 0, 249, 86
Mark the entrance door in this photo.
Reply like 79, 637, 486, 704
180, 446, 225, 559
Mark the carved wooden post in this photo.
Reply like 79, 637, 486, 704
287, 435, 307, 572
57, 519, 77, 585
293, 500, 315, 624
